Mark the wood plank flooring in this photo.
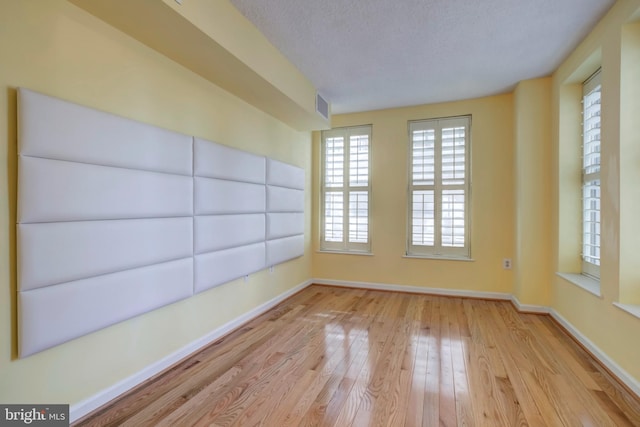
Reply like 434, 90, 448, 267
74, 285, 640, 426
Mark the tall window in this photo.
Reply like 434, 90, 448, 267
320, 125, 371, 252
582, 69, 601, 278
408, 116, 471, 258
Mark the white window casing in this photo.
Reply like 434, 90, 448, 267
408, 116, 471, 258
582, 69, 601, 279
320, 125, 371, 252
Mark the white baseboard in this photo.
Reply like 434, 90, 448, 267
550, 309, 640, 398
315, 279, 546, 314
70, 279, 313, 423
510, 295, 550, 314
313, 278, 512, 301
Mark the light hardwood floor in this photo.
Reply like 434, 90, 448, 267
75, 285, 640, 426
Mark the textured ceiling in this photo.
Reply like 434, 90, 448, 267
229, 0, 614, 114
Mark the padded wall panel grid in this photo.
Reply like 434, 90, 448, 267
17, 88, 306, 357
18, 157, 193, 223
20, 258, 194, 357
18, 218, 193, 291
17, 88, 194, 357
265, 159, 305, 266
267, 158, 305, 190
266, 213, 305, 240
18, 88, 192, 176
266, 186, 304, 212
194, 178, 265, 215
194, 243, 266, 293
194, 214, 265, 254
193, 138, 267, 294
267, 235, 305, 266
194, 138, 265, 184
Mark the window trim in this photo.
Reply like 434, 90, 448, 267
407, 115, 471, 259
320, 125, 372, 253
581, 68, 601, 279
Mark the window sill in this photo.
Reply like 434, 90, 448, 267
556, 272, 601, 297
613, 303, 640, 320
317, 250, 374, 256
403, 255, 475, 262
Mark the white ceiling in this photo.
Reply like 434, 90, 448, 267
229, 0, 614, 114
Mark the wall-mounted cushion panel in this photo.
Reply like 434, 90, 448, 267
194, 243, 265, 293
194, 214, 265, 254
266, 213, 304, 240
19, 258, 193, 357
17, 88, 308, 357
267, 186, 305, 213
18, 89, 192, 176
18, 156, 193, 223
194, 177, 265, 215
18, 218, 193, 292
194, 138, 265, 184
266, 235, 305, 266
267, 158, 305, 190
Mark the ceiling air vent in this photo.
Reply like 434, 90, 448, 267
316, 93, 329, 120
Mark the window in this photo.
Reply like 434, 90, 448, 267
408, 116, 471, 258
582, 69, 601, 279
320, 125, 371, 252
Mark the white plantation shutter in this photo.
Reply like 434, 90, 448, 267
321, 126, 371, 252
324, 192, 343, 242
412, 190, 435, 246
582, 69, 601, 278
408, 116, 470, 258
349, 191, 368, 243
324, 136, 344, 188
442, 189, 465, 247
350, 134, 369, 187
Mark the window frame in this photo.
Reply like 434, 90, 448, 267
320, 125, 372, 253
581, 69, 601, 279
407, 115, 471, 259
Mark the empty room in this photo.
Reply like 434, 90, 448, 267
1, 0, 640, 425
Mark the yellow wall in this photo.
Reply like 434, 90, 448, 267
67, 0, 326, 130
551, 0, 640, 382
513, 78, 552, 306
0, 0, 311, 405
312, 0, 640, 387
161, 0, 317, 115
2, 0, 640, 412
619, 21, 640, 304
312, 95, 516, 295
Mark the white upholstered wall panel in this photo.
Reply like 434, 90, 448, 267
18, 156, 193, 223
194, 177, 265, 215
267, 186, 305, 213
194, 243, 266, 293
266, 213, 304, 240
17, 88, 195, 357
19, 258, 194, 357
18, 89, 192, 176
266, 235, 305, 266
194, 138, 265, 184
194, 214, 265, 254
17, 88, 306, 356
265, 158, 305, 265
18, 218, 193, 292
193, 138, 269, 292
267, 158, 305, 190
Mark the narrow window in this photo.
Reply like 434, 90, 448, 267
408, 116, 471, 258
582, 69, 601, 279
320, 125, 371, 252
